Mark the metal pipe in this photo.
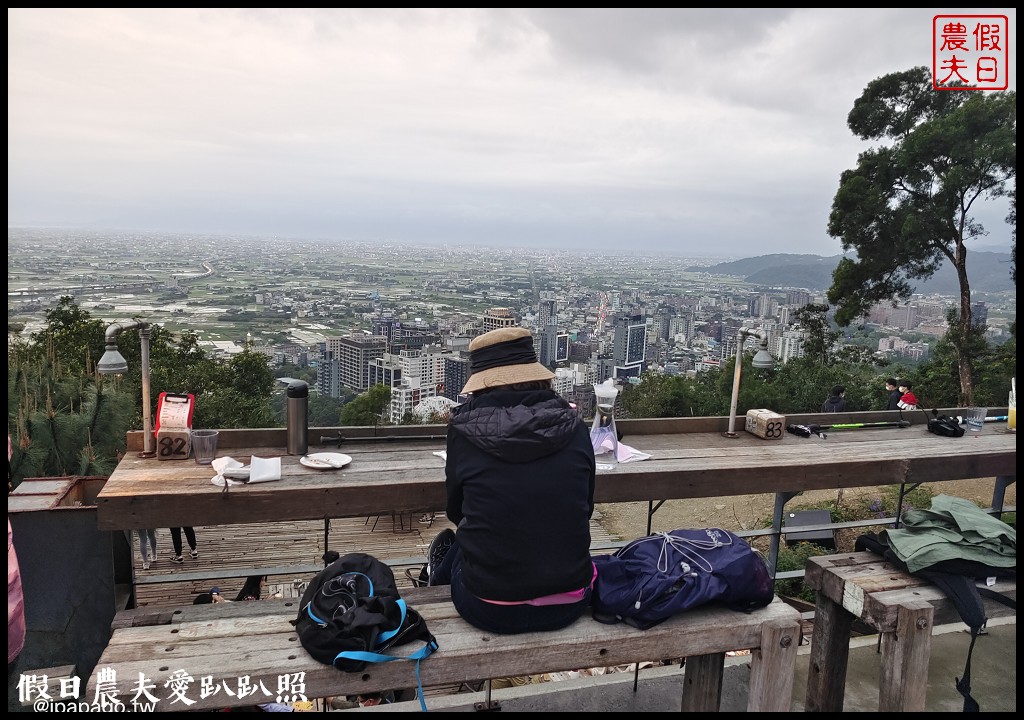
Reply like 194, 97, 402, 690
100, 321, 155, 458
139, 325, 154, 457
767, 490, 799, 578
725, 327, 767, 437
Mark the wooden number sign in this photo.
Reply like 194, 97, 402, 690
745, 408, 786, 441
157, 430, 191, 461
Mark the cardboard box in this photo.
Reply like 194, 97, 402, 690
745, 408, 786, 440
154, 392, 195, 460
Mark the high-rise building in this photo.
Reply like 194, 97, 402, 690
482, 307, 517, 332
971, 301, 988, 327
889, 304, 919, 331
537, 296, 557, 329
371, 315, 399, 344
776, 328, 808, 364
442, 356, 471, 401
786, 290, 812, 308
367, 354, 403, 388
388, 377, 436, 424
612, 312, 646, 377
318, 335, 387, 396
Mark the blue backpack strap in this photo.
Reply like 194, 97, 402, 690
333, 640, 439, 712
376, 598, 408, 645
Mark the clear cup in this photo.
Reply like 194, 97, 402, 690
965, 407, 987, 433
191, 430, 220, 464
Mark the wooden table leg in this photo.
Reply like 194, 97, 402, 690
878, 600, 933, 712
805, 591, 855, 712
748, 614, 801, 712
681, 652, 724, 711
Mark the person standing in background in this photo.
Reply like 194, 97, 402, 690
9, 435, 25, 677
169, 526, 199, 563
821, 385, 847, 413
135, 529, 158, 570
897, 381, 919, 411
885, 378, 902, 410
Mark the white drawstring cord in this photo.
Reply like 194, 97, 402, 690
623, 529, 733, 574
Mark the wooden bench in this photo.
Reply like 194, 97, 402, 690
803, 551, 1017, 712
88, 586, 801, 712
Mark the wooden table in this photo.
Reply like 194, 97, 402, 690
95, 414, 1016, 531
803, 551, 1017, 712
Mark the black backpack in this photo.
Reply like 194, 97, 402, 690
291, 553, 438, 707
855, 528, 1015, 712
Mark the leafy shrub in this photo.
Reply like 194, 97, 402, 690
851, 484, 934, 521
773, 542, 833, 603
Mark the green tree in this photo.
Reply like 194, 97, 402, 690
826, 66, 1016, 405
8, 299, 279, 484
793, 304, 839, 366
29, 296, 106, 375
339, 384, 392, 426
620, 370, 723, 419
8, 347, 135, 486
916, 318, 1016, 408
307, 393, 348, 427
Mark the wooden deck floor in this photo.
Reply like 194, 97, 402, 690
130, 513, 620, 608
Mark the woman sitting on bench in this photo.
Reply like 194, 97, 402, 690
428, 327, 596, 634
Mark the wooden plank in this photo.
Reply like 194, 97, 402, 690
804, 551, 1016, 713
878, 601, 933, 712
128, 516, 617, 609
806, 552, 1016, 633
804, 592, 855, 712
87, 596, 800, 712
747, 614, 800, 712
681, 653, 723, 712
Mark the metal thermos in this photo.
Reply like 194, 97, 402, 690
286, 381, 309, 455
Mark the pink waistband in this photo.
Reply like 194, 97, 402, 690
480, 562, 598, 607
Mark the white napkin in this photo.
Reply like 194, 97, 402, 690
248, 456, 281, 483
593, 436, 652, 463
432, 451, 447, 461
210, 456, 244, 487
209, 455, 281, 486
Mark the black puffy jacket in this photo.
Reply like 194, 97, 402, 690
445, 388, 595, 602
821, 395, 847, 413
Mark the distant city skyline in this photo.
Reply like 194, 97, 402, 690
8, 8, 1017, 258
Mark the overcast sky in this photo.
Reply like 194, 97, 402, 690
7, 8, 1017, 258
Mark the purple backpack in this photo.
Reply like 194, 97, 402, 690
592, 528, 774, 629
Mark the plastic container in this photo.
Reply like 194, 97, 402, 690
1008, 379, 1016, 433
590, 380, 620, 465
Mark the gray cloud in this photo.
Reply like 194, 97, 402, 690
7, 8, 1017, 258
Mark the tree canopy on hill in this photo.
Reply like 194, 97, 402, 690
826, 66, 1015, 405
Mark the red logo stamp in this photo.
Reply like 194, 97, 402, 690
933, 15, 1009, 90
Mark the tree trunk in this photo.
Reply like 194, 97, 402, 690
955, 249, 974, 406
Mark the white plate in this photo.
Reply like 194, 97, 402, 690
300, 452, 352, 470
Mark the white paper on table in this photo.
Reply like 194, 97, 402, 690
210, 456, 244, 487
248, 456, 281, 483
593, 436, 651, 463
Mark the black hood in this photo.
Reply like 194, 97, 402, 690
448, 389, 582, 463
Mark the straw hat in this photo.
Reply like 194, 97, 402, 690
461, 327, 555, 394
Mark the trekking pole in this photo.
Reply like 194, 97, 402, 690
816, 420, 911, 430
319, 434, 447, 445
954, 415, 1008, 424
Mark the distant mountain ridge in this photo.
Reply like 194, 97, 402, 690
691, 252, 1014, 295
